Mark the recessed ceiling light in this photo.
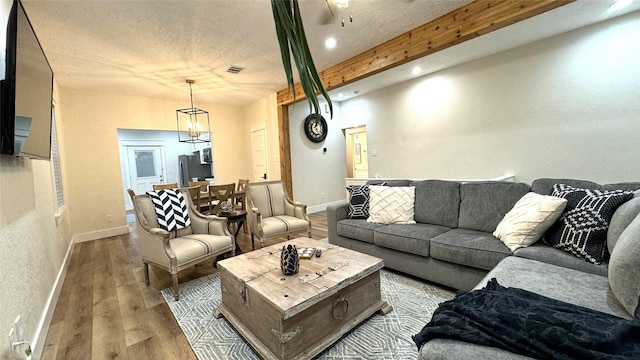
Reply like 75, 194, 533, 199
610, 0, 633, 11
338, 93, 344, 98
325, 37, 337, 49
412, 66, 422, 75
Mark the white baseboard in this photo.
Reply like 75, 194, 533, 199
73, 225, 129, 243
307, 200, 346, 214
31, 238, 75, 359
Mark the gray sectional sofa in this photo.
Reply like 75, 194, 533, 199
326, 177, 640, 359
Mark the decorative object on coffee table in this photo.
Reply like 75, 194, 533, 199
280, 244, 300, 275
298, 247, 316, 259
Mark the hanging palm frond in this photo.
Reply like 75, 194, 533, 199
272, 0, 333, 118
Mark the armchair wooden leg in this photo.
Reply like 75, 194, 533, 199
308, 228, 312, 238
143, 262, 150, 286
251, 234, 255, 250
172, 273, 180, 301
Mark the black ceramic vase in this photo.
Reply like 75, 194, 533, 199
280, 244, 299, 275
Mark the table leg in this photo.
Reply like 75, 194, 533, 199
233, 219, 244, 254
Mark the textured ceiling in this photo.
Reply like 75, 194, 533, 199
20, 0, 640, 107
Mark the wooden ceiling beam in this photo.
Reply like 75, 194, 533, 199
276, 0, 574, 106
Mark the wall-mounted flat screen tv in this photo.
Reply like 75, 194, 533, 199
1, 0, 53, 159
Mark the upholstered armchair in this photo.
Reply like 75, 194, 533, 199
127, 188, 235, 300
245, 180, 311, 250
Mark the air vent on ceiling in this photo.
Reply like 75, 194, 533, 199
226, 65, 245, 74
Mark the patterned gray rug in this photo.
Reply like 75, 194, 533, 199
161, 267, 454, 359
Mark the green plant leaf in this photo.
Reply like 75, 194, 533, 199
271, 0, 333, 118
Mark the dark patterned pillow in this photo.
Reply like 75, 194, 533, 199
543, 184, 633, 264
346, 184, 370, 219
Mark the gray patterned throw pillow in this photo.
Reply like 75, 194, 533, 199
346, 184, 370, 219
543, 184, 633, 264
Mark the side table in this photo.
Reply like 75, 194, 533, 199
215, 210, 247, 255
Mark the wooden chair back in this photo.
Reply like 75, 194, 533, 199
152, 183, 178, 191
184, 186, 201, 212
187, 180, 211, 212
188, 180, 210, 192
208, 183, 236, 214
235, 179, 249, 210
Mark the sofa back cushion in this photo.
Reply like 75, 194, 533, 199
608, 212, 640, 318
458, 181, 531, 233
608, 196, 640, 254
247, 181, 286, 217
532, 178, 600, 195
366, 179, 411, 187
411, 180, 460, 228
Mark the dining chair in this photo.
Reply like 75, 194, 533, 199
188, 180, 211, 212
127, 188, 234, 300
208, 183, 236, 214
245, 180, 311, 250
184, 186, 202, 213
235, 179, 249, 211
152, 182, 178, 190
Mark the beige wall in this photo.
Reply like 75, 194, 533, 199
338, 10, 640, 186
242, 92, 281, 181
0, 82, 73, 358
289, 100, 348, 208
58, 89, 246, 240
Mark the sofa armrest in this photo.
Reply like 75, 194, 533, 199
247, 207, 263, 237
327, 201, 349, 243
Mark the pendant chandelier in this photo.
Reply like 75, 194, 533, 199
176, 79, 211, 143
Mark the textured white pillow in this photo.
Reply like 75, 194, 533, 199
493, 192, 567, 251
367, 186, 416, 224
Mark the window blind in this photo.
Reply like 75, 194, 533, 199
51, 107, 65, 209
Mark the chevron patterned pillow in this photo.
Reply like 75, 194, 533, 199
147, 189, 191, 232
543, 184, 633, 264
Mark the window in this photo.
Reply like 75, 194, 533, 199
51, 106, 65, 212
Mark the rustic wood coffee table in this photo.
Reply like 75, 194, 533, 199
214, 237, 392, 360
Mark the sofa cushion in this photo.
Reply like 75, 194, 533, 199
543, 184, 633, 264
531, 178, 601, 195
367, 185, 416, 224
475, 256, 631, 319
346, 184, 370, 219
493, 192, 567, 251
412, 180, 460, 228
429, 229, 511, 270
458, 181, 531, 233
513, 244, 607, 276
609, 213, 640, 318
601, 182, 640, 192
374, 223, 451, 258
366, 179, 410, 187
336, 219, 385, 244
608, 196, 640, 254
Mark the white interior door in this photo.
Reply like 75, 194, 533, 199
127, 145, 165, 195
345, 126, 369, 178
251, 128, 268, 181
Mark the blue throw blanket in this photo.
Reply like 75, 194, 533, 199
413, 279, 640, 359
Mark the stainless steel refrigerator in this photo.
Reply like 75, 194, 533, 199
178, 151, 213, 187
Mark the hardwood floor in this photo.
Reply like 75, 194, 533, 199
41, 211, 328, 360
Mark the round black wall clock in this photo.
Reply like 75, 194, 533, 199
304, 114, 328, 143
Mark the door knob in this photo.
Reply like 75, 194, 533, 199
262, 173, 267, 179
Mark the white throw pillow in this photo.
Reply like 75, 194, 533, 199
493, 192, 567, 252
367, 186, 416, 224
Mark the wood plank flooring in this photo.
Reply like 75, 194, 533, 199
41, 211, 328, 360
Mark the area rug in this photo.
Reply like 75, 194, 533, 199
161, 268, 454, 359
